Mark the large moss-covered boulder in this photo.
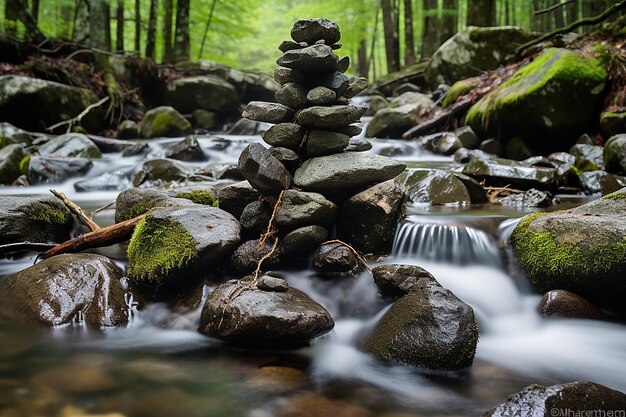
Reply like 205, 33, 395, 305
140, 106, 192, 138
465, 48, 607, 153
510, 188, 626, 310
0, 254, 128, 327
164, 76, 239, 115
0, 143, 28, 184
425, 26, 539, 87
127, 206, 240, 285
115, 187, 198, 222
0, 196, 74, 244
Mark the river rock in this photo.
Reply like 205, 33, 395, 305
0, 195, 74, 244
366, 93, 435, 138
199, 277, 334, 346
371, 264, 436, 299
115, 188, 196, 222
510, 188, 626, 310
231, 239, 282, 273
604, 134, 626, 174
462, 157, 558, 191
578, 170, 622, 195
0, 143, 28, 184
274, 66, 310, 86
337, 124, 363, 137
315, 71, 349, 97
484, 382, 626, 417
345, 137, 372, 152
282, 225, 328, 258
74, 170, 131, 192
127, 206, 241, 285
240, 200, 272, 233
361, 275, 478, 370
277, 44, 338, 73
307, 86, 336, 105
275, 83, 308, 109
364, 95, 389, 117
465, 48, 607, 153
238, 143, 292, 194
164, 75, 239, 114
337, 179, 405, 253
38, 133, 101, 158
164, 136, 207, 162
214, 180, 260, 218
500, 188, 553, 207
117, 120, 140, 139
0, 122, 40, 145
403, 169, 471, 205
275, 190, 337, 229
261, 123, 305, 150
452, 172, 490, 203
291, 18, 341, 45
601, 111, 626, 137
539, 289, 603, 319
141, 106, 192, 139
28, 156, 93, 183
312, 242, 359, 274
296, 105, 366, 130
305, 130, 349, 157
269, 146, 299, 170
131, 158, 195, 187
242, 101, 294, 124
0, 254, 128, 327
570, 143, 605, 171
344, 77, 368, 99
294, 152, 406, 195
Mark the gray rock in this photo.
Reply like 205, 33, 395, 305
548, 151, 576, 166
364, 95, 389, 116
131, 158, 195, 187
165, 75, 239, 114
278, 40, 303, 52
276, 190, 337, 229
307, 86, 336, 105
38, 133, 101, 158
127, 206, 241, 285
337, 179, 405, 253
539, 289, 603, 320
274, 67, 309, 86
227, 118, 270, 135
345, 137, 372, 152
275, 83, 308, 109
294, 152, 406, 195
315, 72, 350, 97
500, 188, 553, 207
313, 242, 359, 274
291, 18, 341, 45
117, 120, 140, 139
361, 274, 478, 370
305, 130, 350, 157
0, 196, 74, 244
0, 122, 40, 145
371, 264, 436, 299
451, 172, 489, 204
453, 148, 495, 163
455, 126, 480, 149
462, 157, 558, 191
601, 111, 626, 137
296, 105, 366, 130
0, 254, 128, 327
277, 44, 338, 73
199, 277, 334, 347
479, 138, 502, 156
269, 147, 299, 171
214, 181, 260, 218
262, 123, 305, 150
141, 106, 192, 139
392, 83, 421, 96
337, 56, 350, 73
242, 101, 294, 124
238, 143, 292, 194
240, 200, 272, 233
604, 134, 626, 174
336, 124, 363, 137
570, 143, 605, 170
403, 169, 471, 205
579, 170, 622, 195
192, 109, 217, 130
0, 143, 27, 184
164, 136, 207, 162
231, 239, 282, 273
365, 94, 434, 138
344, 77, 368, 99
257, 274, 289, 292
74, 171, 131, 192
431, 132, 463, 155
282, 225, 328, 258
28, 156, 93, 184
115, 187, 196, 222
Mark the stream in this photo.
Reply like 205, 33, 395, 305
1, 127, 625, 417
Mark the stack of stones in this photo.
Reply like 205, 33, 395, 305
235, 18, 407, 271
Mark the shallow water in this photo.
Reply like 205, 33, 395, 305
1, 132, 625, 417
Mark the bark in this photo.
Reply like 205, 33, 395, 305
89, 0, 109, 50
11, 0, 45, 42
421, 0, 439, 57
555, 1, 565, 27
467, 0, 495, 26
116, 0, 124, 52
134, 0, 141, 52
4, 0, 19, 36
104, 2, 112, 51
381, 0, 399, 73
145, 0, 158, 59
174, 0, 190, 62
404, 0, 416, 66
440, 0, 458, 46
73, 0, 90, 44
162, 0, 173, 62
357, 39, 369, 77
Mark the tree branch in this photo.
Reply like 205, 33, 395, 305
534, 0, 575, 16
50, 189, 100, 232
0, 242, 56, 255
47, 96, 109, 133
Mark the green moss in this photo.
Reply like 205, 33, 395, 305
442, 78, 479, 108
575, 159, 600, 172
27, 201, 72, 225
0, 136, 12, 149
602, 192, 626, 200
127, 215, 196, 282
123, 201, 157, 221
175, 190, 219, 207
18, 155, 30, 174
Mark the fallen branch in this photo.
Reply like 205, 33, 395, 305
47, 96, 109, 133
321, 239, 372, 274
485, 185, 525, 199
402, 97, 474, 139
534, 0, 575, 16
40, 214, 145, 260
50, 189, 100, 232
0, 242, 56, 255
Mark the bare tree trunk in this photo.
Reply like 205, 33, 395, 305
357, 39, 369, 77
505, 0, 510, 25
567, 0, 579, 23
555, 0, 565, 27
59, 4, 72, 38
422, 0, 439, 57
116, 0, 124, 52
174, 0, 190, 62
31, 0, 39, 22
162, 0, 173, 62
73, 0, 90, 44
4, 0, 19, 36
10, 0, 45, 42
440, 0, 458, 46
467, 0, 495, 26
145, 0, 158, 58
381, 0, 400, 73
134, 0, 141, 53
104, 2, 112, 51
90, 0, 109, 50
404, 0, 416, 66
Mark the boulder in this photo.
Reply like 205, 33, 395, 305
28, 156, 93, 183
131, 158, 196, 187
276, 44, 338, 73
366, 93, 434, 138
117, 120, 140, 139
296, 105, 366, 130
312, 242, 359, 274
282, 225, 328, 258
465, 48, 607, 153
0, 196, 74, 244
242, 101, 294, 124
337, 179, 405, 253
294, 152, 406, 195
371, 264, 436, 299
290, 18, 341, 45
164, 136, 207, 162
601, 111, 626, 137
0, 254, 127, 327
115, 188, 196, 222
192, 109, 217, 130
578, 170, 621, 195
604, 134, 626, 174
539, 289, 603, 320
275, 83, 308, 109
570, 143, 604, 171
425, 26, 538, 86
403, 169, 471, 205
199, 277, 334, 347
231, 239, 282, 273
364, 95, 389, 116
127, 206, 241, 285
510, 188, 626, 310
141, 106, 192, 139
238, 143, 292, 194
361, 273, 478, 370
484, 382, 626, 417
304, 130, 349, 157
214, 181, 260, 218
261, 123, 305, 150
276, 190, 337, 229
462, 157, 558, 191
165, 75, 239, 114
38, 133, 101, 158
0, 143, 28, 184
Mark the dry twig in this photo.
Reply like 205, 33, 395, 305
50, 189, 100, 232
47, 96, 109, 133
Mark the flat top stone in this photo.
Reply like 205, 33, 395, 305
291, 18, 341, 45
296, 105, 366, 130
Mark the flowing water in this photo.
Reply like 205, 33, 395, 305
1, 131, 625, 417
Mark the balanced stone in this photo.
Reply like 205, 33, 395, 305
296, 105, 366, 129
282, 225, 328, 257
275, 189, 337, 229
337, 56, 350, 73
238, 143, 292, 194
278, 40, 303, 53
242, 101, 294, 124
337, 124, 363, 137
277, 44, 338, 73
291, 18, 341, 45
274, 67, 309, 86
269, 147, 300, 171
305, 130, 349, 157
275, 83, 308, 109
262, 123, 305, 150
316, 71, 349, 97
307, 86, 336, 105
240, 200, 272, 233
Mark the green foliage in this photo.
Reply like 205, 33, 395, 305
175, 190, 218, 206
602, 191, 626, 200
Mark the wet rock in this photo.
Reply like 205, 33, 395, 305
141, 106, 192, 139
74, 171, 131, 192
570, 143, 605, 171
337, 56, 350, 73
269, 146, 300, 171
442, 77, 480, 108
242, 101, 294, 124
462, 157, 558, 191
227, 118, 270, 135
392, 82, 421, 96
214, 180, 260, 218
282, 225, 328, 257
0, 254, 128, 327
601, 111, 626, 137
315, 71, 350, 97
539, 289, 603, 319
275, 83, 308, 109
192, 109, 217, 130
28, 156, 93, 183
238, 143, 292, 194
548, 151, 576, 166
0, 122, 40, 145
164, 136, 207, 162
296, 105, 366, 130
522, 156, 557, 168
199, 277, 334, 346
361, 275, 478, 370
305, 130, 350, 157
240, 200, 272, 233
484, 382, 626, 417
364, 95, 389, 117
276, 190, 337, 229
453, 148, 494, 163
344, 77, 369, 99
115, 188, 196, 222
257, 273, 289, 292
165, 75, 239, 114
291, 18, 341, 45
278, 393, 373, 417
231, 239, 282, 273
451, 172, 489, 204
510, 188, 626, 310
164, 184, 220, 207
277, 44, 338, 73
366, 93, 434, 138
604, 134, 626, 174
338, 179, 405, 253
479, 138, 502, 156
500, 188, 553, 207
578, 170, 622, 195
307, 86, 336, 105
127, 206, 241, 285
403, 169, 471, 205
278, 40, 303, 52
274, 66, 310, 86
131, 159, 195, 187
371, 264, 436, 299
0, 195, 74, 244
117, 120, 140, 139
294, 152, 406, 195
455, 126, 480, 149
336, 124, 363, 137
313, 242, 359, 274
431, 132, 463, 155
0, 143, 28, 184
345, 137, 372, 152
38, 133, 101, 158
262, 123, 305, 151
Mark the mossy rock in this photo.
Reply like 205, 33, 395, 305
0, 196, 74, 244
600, 111, 626, 137
140, 106, 192, 139
0, 143, 27, 184
442, 77, 480, 108
127, 206, 240, 285
115, 187, 209, 222
510, 188, 626, 310
603, 134, 626, 174
465, 48, 607, 153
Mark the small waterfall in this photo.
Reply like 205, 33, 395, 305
392, 219, 502, 267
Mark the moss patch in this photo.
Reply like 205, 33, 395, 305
27, 201, 73, 225
603, 192, 626, 200
127, 215, 196, 282
175, 190, 218, 207
442, 77, 480, 108
123, 201, 157, 221
18, 155, 30, 174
